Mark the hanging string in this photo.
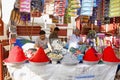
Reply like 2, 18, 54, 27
30, 13, 35, 41
102, 0, 104, 18
25, 13, 29, 39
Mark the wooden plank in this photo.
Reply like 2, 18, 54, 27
58, 29, 67, 36
17, 26, 41, 36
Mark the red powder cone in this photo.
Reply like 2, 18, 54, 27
29, 47, 50, 62
102, 46, 120, 62
83, 47, 99, 62
4, 46, 27, 63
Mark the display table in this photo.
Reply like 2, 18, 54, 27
6, 63, 117, 80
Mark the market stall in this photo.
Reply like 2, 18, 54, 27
0, 0, 120, 80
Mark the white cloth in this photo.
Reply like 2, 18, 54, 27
22, 43, 35, 58
22, 43, 35, 52
68, 34, 83, 50
6, 63, 118, 80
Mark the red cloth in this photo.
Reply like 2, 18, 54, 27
83, 48, 99, 61
4, 46, 27, 63
29, 47, 50, 62
102, 46, 120, 62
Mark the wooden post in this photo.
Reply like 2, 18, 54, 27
0, 43, 3, 80
0, 18, 3, 35
0, 0, 3, 79
0, 0, 3, 36
91, 23, 94, 30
